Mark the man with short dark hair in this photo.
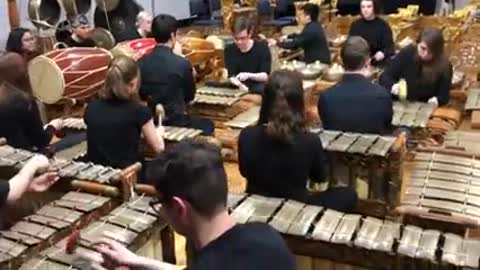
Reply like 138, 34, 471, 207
318, 36, 392, 134
138, 14, 214, 135
65, 15, 96, 47
271, 3, 330, 64
87, 141, 296, 270
224, 17, 271, 94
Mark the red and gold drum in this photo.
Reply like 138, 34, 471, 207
28, 47, 113, 104
111, 38, 157, 61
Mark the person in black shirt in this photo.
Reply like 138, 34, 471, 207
84, 56, 164, 172
271, 3, 331, 64
0, 54, 63, 151
82, 141, 295, 270
65, 15, 96, 48
348, 0, 394, 66
379, 28, 453, 106
139, 14, 214, 135
0, 155, 58, 208
239, 70, 357, 211
224, 17, 271, 94
6, 27, 39, 62
319, 36, 393, 134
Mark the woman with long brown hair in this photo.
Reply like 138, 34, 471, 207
238, 70, 357, 211
84, 56, 164, 180
380, 28, 453, 106
0, 53, 62, 151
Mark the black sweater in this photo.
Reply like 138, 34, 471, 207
0, 94, 53, 151
278, 21, 331, 64
238, 126, 327, 200
349, 17, 395, 66
379, 45, 453, 105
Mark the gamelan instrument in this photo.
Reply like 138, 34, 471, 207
0, 143, 140, 201
92, 27, 116, 50
398, 149, 480, 234
28, 47, 113, 104
111, 38, 156, 61
312, 129, 405, 214
0, 191, 114, 269
162, 127, 203, 142
28, 0, 61, 29
94, 0, 120, 12
225, 105, 261, 129
228, 193, 480, 269
465, 88, 480, 111
61, 0, 92, 16
443, 130, 480, 154
20, 195, 175, 269
392, 102, 435, 129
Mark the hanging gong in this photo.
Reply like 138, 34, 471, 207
28, 0, 61, 29
95, 0, 120, 12
93, 27, 116, 49
61, 0, 92, 16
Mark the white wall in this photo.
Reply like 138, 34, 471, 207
0, 0, 191, 49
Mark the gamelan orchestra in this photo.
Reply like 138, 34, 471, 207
3, 0, 480, 269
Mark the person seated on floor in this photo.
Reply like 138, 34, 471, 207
0, 54, 63, 152
270, 3, 331, 64
65, 14, 96, 48
84, 56, 164, 177
379, 28, 453, 107
80, 140, 296, 270
238, 70, 357, 212
224, 16, 271, 94
138, 14, 214, 135
319, 36, 393, 134
0, 155, 59, 208
348, 0, 394, 66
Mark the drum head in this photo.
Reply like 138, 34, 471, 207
95, 0, 120, 12
61, 0, 92, 16
29, 55, 64, 104
93, 28, 116, 50
28, 0, 61, 28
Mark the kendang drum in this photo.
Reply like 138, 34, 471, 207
111, 38, 156, 61
28, 47, 113, 104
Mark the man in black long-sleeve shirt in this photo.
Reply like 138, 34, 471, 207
273, 3, 331, 64
319, 36, 393, 134
224, 17, 271, 94
348, 0, 394, 66
138, 14, 214, 135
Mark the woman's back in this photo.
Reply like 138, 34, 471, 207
85, 98, 152, 168
238, 125, 326, 199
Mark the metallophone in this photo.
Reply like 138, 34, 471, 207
392, 102, 461, 143
465, 88, 480, 129
228, 193, 480, 270
0, 144, 176, 268
398, 148, 480, 235
311, 129, 406, 216
188, 86, 249, 125
19, 194, 174, 270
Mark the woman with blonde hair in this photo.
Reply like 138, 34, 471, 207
84, 55, 164, 180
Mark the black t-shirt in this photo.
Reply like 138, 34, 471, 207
238, 126, 327, 200
224, 41, 271, 94
0, 93, 54, 151
65, 36, 96, 48
0, 181, 9, 208
84, 99, 152, 169
190, 223, 295, 270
